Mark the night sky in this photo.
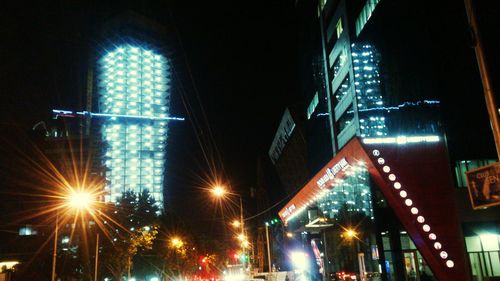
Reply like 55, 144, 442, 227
1, 0, 499, 238
0, 1, 299, 235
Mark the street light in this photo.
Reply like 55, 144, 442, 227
211, 185, 227, 198
209, 185, 247, 267
170, 237, 185, 249
209, 186, 244, 239
241, 240, 250, 248
52, 189, 98, 281
342, 228, 358, 240
231, 220, 241, 228
237, 233, 247, 241
68, 191, 93, 210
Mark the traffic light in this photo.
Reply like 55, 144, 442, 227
239, 254, 247, 263
265, 218, 281, 226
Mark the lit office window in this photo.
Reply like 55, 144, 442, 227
307, 92, 319, 119
334, 74, 351, 103
332, 47, 348, 78
319, 0, 328, 13
19, 225, 38, 236
355, 0, 381, 36
337, 105, 354, 133
352, 44, 387, 137
336, 18, 343, 39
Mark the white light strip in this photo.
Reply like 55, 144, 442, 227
363, 135, 439, 145
52, 109, 184, 121
85, 112, 184, 121
372, 148, 454, 268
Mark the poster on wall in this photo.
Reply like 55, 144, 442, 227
311, 239, 324, 275
466, 162, 500, 209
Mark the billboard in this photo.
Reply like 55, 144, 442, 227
466, 162, 500, 209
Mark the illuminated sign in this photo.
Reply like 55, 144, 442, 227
362, 135, 439, 145
316, 157, 349, 188
281, 204, 296, 218
269, 108, 296, 164
466, 162, 500, 209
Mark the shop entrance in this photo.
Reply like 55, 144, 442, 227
279, 138, 471, 280
403, 250, 419, 281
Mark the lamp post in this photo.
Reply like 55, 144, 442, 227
51, 190, 97, 281
51, 213, 58, 281
210, 186, 248, 268
94, 233, 99, 281
169, 236, 185, 277
210, 186, 244, 241
264, 222, 272, 273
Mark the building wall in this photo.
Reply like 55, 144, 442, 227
269, 108, 309, 195
97, 44, 170, 208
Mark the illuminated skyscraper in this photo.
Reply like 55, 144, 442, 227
352, 44, 387, 138
98, 45, 170, 208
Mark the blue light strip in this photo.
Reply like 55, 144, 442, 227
52, 109, 185, 121
357, 100, 440, 113
342, 100, 441, 115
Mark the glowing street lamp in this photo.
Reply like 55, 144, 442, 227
211, 186, 227, 198
170, 237, 185, 249
241, 240, 250, 249
52, 189, 98, 281
209, 185, 247, 268
68, 190, 93, 210
209, 186, 243, 234
231, 220, 241, 228
237, 233, 246, 241
343, 229, 357, 239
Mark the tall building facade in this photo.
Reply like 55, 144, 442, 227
273, 0, 500, 280
95, 14, 172, 209
98, 45, 170, 207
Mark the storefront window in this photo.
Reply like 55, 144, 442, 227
465, 234, 500, 280
380, 232, 435, 281
317, 165, 372, 219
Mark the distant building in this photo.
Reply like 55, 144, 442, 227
92, 13, 173, 209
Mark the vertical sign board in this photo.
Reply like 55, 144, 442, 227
466, 162, 500, 209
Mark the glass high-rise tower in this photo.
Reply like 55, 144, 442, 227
98, 45, 170, 208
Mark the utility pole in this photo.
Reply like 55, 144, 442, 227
94, 233, 99, 281
265, 223, 272, 272
51, 213, 59, 281
464, 0, 500, 159
239, 195, 247, 270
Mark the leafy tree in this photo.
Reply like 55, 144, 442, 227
160, 234, 199, 279
100, 190, 160, 280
